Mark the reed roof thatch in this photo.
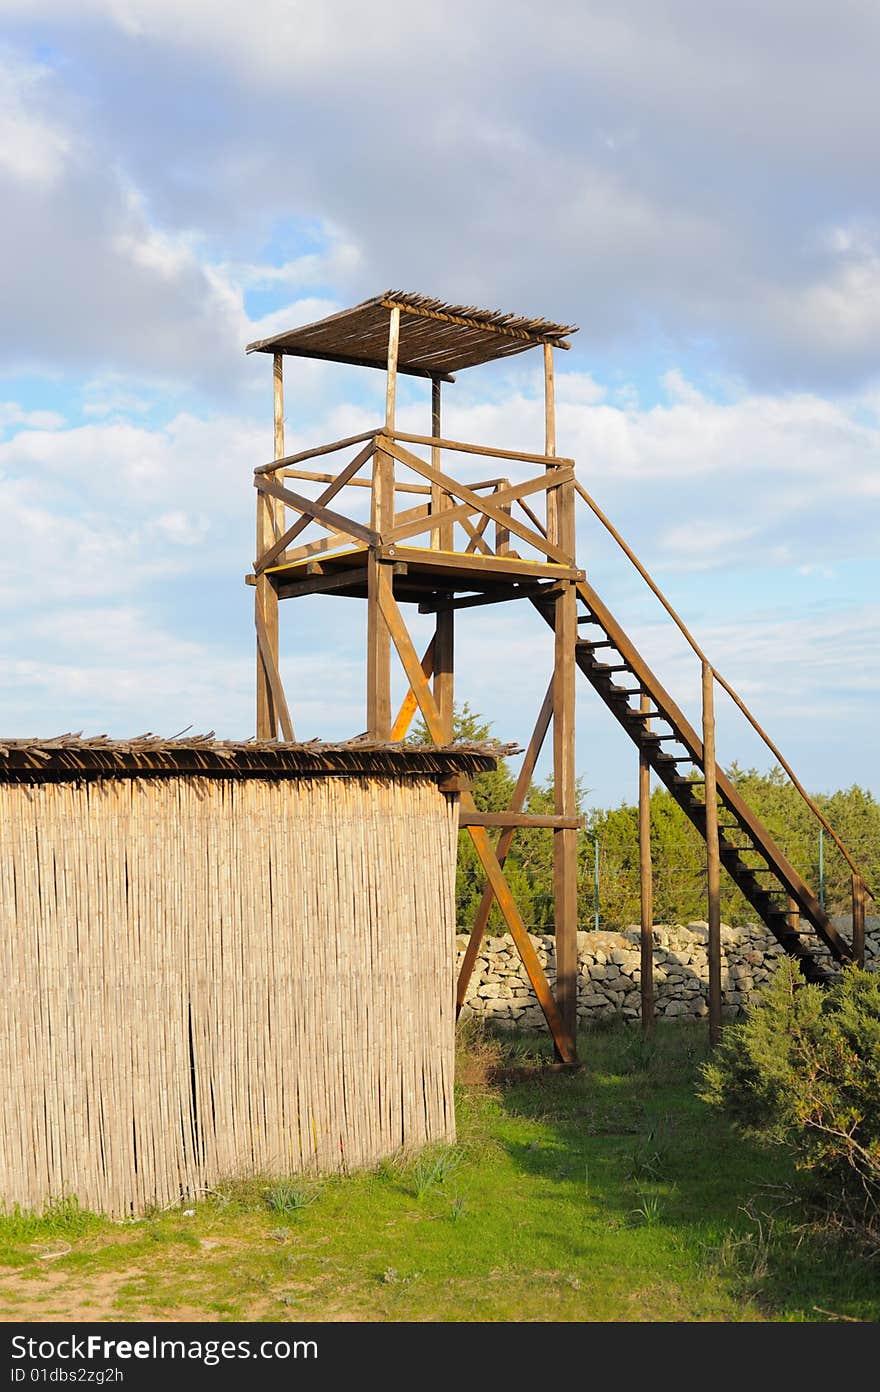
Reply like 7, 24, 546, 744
246, 290, 578, 380
0, 734, 509, 782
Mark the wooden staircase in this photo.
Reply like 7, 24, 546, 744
534, 577, 856, 983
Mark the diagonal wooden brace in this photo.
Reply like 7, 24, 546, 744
456, 678, 554, 1013
391, 636, 435, 741
377, 586, 577, 1064
386, 468, 562, 548
256, 473, 380, 548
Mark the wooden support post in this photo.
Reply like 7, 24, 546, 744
255, 591, 295, 741
494, 480, 512, 557
550, 346, 578, 1054
366, 311, 400, 739
852, 873, 866, 968
425, 376, 454, 742
256, 354, 284, 737
429, 377, 455, 557
385, 305, 400, 432
367, 446, 394, 740
553, 590, 578, 1052
639, 693, 655, 1039
544, 343, 556, 459
542, 338, 577, 1053
419, 372, 453, 739
434, 609, 454, 743
544, 342, 557, 544
702, 661, 722, 1047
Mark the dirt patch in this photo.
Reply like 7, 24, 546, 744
0, 1267, 139, 1322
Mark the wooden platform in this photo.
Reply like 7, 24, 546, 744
251, 544, 584, 604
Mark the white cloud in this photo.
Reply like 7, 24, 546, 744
661, 369, 705, 407
2, 4, 880, 388
0, 48, 253, 390
226, 226, 362, 293
0, 49, 72, 185
658, 520, 762, 567
0, 401, 64, 430
81, 376, 153, 417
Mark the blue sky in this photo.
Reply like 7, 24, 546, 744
0, 0, 878, 812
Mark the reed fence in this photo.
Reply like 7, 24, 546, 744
0, 772, 459, 1216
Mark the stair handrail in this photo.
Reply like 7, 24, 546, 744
573, 477, 876, 906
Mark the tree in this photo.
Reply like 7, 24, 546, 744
700, 960, 880, 1243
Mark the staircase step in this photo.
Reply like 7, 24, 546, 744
582, 662, 632, 675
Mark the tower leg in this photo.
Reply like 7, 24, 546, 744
434, 610, 454, 742
367, 555, 392, 739
367, 440, 395, 740
553, 577, 579, 1053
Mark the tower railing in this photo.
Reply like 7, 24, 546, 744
252, 427, 580, 574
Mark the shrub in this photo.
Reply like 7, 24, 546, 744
699, 960, 880, 1240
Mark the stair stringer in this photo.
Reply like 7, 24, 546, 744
531, 576, 854, 978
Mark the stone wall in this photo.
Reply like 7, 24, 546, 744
456, 917, 879, 1031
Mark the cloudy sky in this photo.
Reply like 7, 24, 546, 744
1, 0, 878, 811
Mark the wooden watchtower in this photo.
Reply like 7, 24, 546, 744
246, 291, 872, 1067
247, 292, 584, 1063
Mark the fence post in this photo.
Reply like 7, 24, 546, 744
819, 826, 825, 911
593, 837, 600, 932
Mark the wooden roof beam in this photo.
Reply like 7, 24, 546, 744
246, 341, 456, 383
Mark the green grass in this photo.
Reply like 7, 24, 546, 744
1, 1022, 878, 1323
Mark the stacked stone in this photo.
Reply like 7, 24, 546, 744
455, 916, 879, 1031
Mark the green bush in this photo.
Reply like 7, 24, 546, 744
700, 960, 880, 1239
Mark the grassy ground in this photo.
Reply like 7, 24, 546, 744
1, 1021, 878, 1323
